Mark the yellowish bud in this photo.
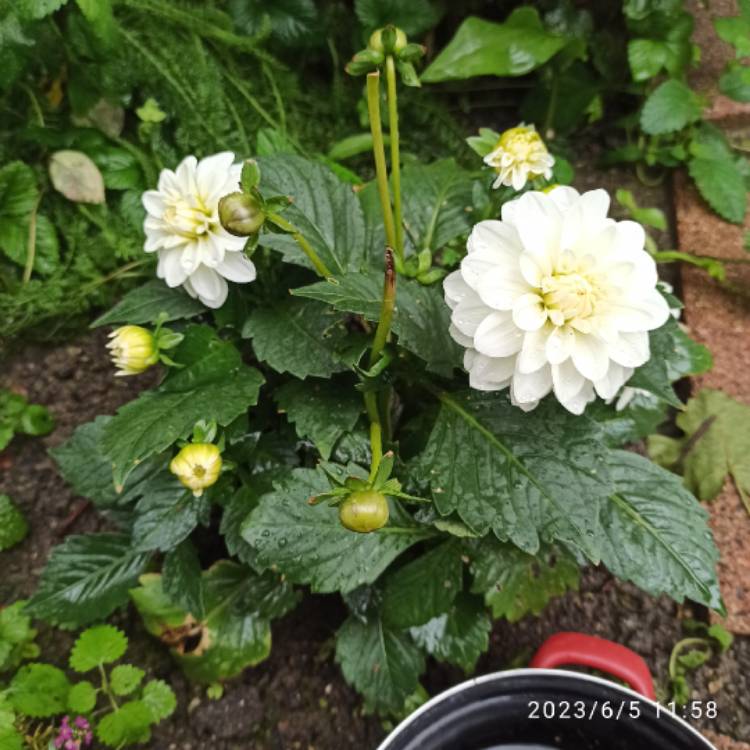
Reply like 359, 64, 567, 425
368, 27, 407, 55
107, 325, 158, 376
169, 443, 222, 497
339, 490, 389, 533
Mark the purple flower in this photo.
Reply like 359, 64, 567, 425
54, 716, 92, 750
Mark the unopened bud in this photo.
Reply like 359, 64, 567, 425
169, 443, 222, 497
369, 26, 407, 55
219, 191, 265, 237
339, 490, 389, 533
107, 325, 158, 376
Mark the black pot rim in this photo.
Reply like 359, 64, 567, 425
376, 668, 717, 750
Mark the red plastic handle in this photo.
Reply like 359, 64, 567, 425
529, 632, 656, 700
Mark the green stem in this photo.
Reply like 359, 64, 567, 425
369, 248, 396, 367
385, 56, 404, 263
80, 258, 151, 293
22, 196, 40, 284
668, 637, 710, 679
366, 72, 397, 251
267, 213, 334, 278
365, 248, 397, 484
99, 663, 119, 711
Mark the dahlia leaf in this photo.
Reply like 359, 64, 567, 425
640, 80, 703, 135
412, 391, 612, 560
601, 450, 722, 611
336, 613, 425, 713
241, 468, 434, 593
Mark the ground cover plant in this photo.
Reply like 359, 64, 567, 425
2, 0, 750, 744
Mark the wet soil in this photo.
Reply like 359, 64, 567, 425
1, 159, 749, 748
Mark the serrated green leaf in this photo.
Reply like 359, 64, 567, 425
628, 317, 712, 406
132, 474, 204, 552
649, 389, 750, 508
67, 680, 97, 712
9, 663, 71, 717
422, 9, 566, 82
70, 625, 127, 672
26, 533, 151, 626
293, 273, 462, 377
412, 391, 612, 560
110, 665, 145, 696
688, 155, 748, 224
257, 154, 370, 274
714, 16, 750, 56
243, 297, 351, 379
382, 542, 463, 628
469, 537, 579, 621
141, 679, 177, 722
641, 80, 703, 135
91, 280, 204, 327
0, 601, 36, 674
229, 0, 316, 45
400, 159, 475, 253
241, 468, 433, 594
220, 486, 263, 568
0, 495, 28, 551
102, 328, 264, 485
601, 450, 722, 611
720, 61, 750, 103
163, 540, 205, 619
75, 0, 116, 45
275, 379, 362, 460
410, 593, 491, 672
336, 614, 425, 713
131, 562, 286, 683
96, 700, 152, 747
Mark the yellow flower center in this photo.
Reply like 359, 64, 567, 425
497, 127, 545, 161
192, 465, 206, 478
163, 196, 216, 240
541, 271, 599, 326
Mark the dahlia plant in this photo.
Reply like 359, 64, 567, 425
30, 26, 721, 715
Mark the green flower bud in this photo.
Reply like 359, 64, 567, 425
369, 26, 407, 55
345, 48, 384, 76
398, 42, 426, 63
218, 191, 265, 237
339, 490, 389, 533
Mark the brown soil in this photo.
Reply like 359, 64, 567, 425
1, 162, 749, 748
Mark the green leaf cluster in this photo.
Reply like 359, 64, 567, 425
0, 388, 54, 452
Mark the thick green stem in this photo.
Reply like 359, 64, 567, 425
369, 248, 396, 367
366, 72, 397, 251
267, 213, 334, 279
385, 56, 404, 262
365, 248, 397, 484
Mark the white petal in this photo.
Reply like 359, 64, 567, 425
559, 380, 596, 415
607, 331, 650, 368
518, 252, 546, 286
545, 325, 575, 365
449, 323, 474, 348
606, 290, 670, 332
474, 311, 524, 358
174, 156, 198, 194
512, 365, 552, 404
215, 252, 257, 283
142, 190, 165, 217
180, 242, 201, 274
546, 186, 580, 212
444, 271, 473, 309
158, 248, 188, 287
196, 151, 236, 205
188, 265, 228, 308
594, 362, 633, 400
466, 351, 516, 391
570, 333, 610, 382
505, 192, 561, 263
512, 293, 547, 331
477, 266, 530, 311
579, 189, 610, 223
451, 297, 493, 338
517, 326, 552, 374
551, 358, 586, 404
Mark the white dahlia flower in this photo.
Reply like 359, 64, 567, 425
483, 124, 555, 191
142, 152, 256, 308
444, 187, 671, 414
